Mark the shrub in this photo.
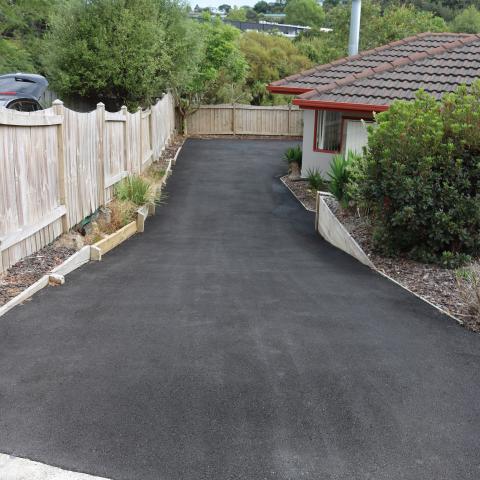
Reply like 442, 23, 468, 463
115, 174, 156, 206
283, 145, 302, 169
356, 85, 480, 265
327, 152, 362, 206
456, 264, 480, 323
306, 168, 326, 191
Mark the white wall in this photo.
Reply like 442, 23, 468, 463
301, 109, 372, 177
301, 109, 333, 176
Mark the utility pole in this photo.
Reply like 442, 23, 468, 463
348, 0, 361, 56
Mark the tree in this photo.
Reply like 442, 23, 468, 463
245, 7, 259, 20
285, 0, 325, 27
172, 18, 248, 130
44, 0, 171, 109
451, 5, 480, 31
226, 6, 247, 20
218, 4, 232, 13
0, 0, 59, 73
239, 31, 312, 104
295, 0, 446, 66
254, 1, 269, 13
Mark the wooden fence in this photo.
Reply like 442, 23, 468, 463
0, 93, 175, 273
186, 104, 303, 136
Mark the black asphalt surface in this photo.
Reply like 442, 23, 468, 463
1, 139, 480, 480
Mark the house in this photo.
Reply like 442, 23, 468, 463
267, 32, 480, 175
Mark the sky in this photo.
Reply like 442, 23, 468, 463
189, 0, 258, 8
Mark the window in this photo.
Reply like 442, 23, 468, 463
315, 110, 342, 152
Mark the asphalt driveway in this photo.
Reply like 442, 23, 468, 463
0, 139, 479, 480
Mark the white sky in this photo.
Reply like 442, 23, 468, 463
189, 0, 258, 8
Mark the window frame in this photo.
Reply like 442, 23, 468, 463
313, 109, 343, 154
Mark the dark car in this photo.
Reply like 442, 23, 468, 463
0, 73, 48, 111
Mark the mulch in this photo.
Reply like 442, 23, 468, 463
0, 244, 76, 307
281, 176, 317, 211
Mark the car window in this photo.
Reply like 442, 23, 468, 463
8, 100, 40, 112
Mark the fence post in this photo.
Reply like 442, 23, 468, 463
138, 106, 143, 172
232, 103, 236, 135
121, 105, 130, 173
52, 99, 69, 232
287, 103, 292, 136
96, 102, 106, 205
148, 107, 153, 160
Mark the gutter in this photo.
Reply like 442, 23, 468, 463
292, 98, 389, 113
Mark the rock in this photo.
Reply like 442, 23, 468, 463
54, 232, 84, 251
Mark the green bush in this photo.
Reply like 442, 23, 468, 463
283, 145, 302, 169
355, 84, 480, 266
327, 151, 361, 206
306, 168, 326, 191
115, 175, 155, 206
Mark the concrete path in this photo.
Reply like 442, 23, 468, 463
0, 139, 479, 480
0, 454, 110, 480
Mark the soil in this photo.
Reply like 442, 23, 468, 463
281, 176, 317, 212
0, 242, 76, 307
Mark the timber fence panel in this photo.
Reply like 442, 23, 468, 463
0, 93, 176, 272
186, 104, 303, 136
0, 109, 63, 270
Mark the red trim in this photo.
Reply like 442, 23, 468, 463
313, 110, 342, 153
294, 98, 389, 113
266, 85, 312, 95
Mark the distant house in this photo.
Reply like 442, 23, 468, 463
223, 19, 322, 38
268, 32, 480, 175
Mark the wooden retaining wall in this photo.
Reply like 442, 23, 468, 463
186, 104, 303, 136
0, 94, 176, 272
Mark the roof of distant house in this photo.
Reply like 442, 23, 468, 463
268, 32, 480, 111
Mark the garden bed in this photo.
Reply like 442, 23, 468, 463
281, 173, 480, 332
322, 195, 479, 332
0, 137, 184, 313
0, 240, 78, 307
281, 176, 316, 211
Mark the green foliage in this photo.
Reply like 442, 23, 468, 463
327, 153, 354, 206
283, 145, 302, 168
254, 1, 269, 13
226, 6, 247, 20
174, 17, 248, 122
0, 0, 58, 73
115, 175, 155, 206
44, 0, 170, 109
306, 169, 326, 191
285, 0, 326, 27
296, 0, 446, 66
354, 84, 480, 265
451, 5, 480, 32
239, 31, 312, 105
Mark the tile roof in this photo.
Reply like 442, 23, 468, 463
293, 34, 480, 110
268, 33, 472, 94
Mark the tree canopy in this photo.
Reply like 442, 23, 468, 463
285, 0, 325, 27
239, 31, 311, 104
451, 5, 480, 32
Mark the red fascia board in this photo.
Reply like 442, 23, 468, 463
293, 98, 389, 112
266, 85, 312, 95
